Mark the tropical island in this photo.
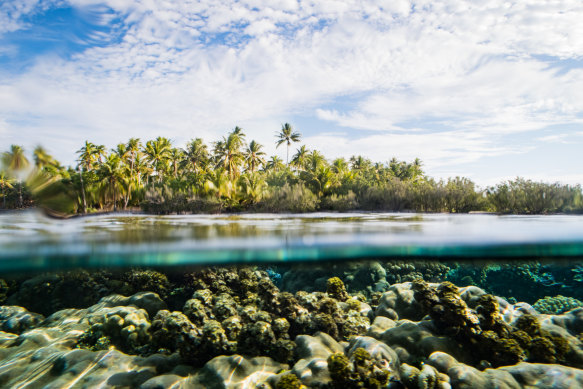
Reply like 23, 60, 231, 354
1, 124, 582, 216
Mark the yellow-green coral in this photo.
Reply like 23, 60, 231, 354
515, 314, 542, 337
276, 373, 303, 389
327, 277, 349, 302
327, 352, 351, 382
352, 347, 372, 366
345, 298, 362, 312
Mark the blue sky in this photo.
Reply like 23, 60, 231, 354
1, 0, 583, 186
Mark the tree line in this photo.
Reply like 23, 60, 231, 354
1, 124, 582, 215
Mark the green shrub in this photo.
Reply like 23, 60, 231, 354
319, 191, 358, 211
254, 183, 318, 213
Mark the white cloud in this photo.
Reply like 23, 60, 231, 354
536, 134, 569, 143
1, 0, 583, 183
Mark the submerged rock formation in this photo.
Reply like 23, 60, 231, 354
0, 266, 582, 388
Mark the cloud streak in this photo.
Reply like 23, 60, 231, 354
0, 0, 582, 184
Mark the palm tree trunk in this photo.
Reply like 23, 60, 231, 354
1, 186, 5, 209
124, 181, 130, 209
18, 181, 23, 208
79, 170, 87, 214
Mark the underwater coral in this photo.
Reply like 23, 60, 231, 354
1, 265, 583, 388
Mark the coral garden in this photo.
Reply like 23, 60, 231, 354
1, 261, 583, 388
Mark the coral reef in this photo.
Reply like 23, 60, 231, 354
446, 262, 583, 303
533, 295, 583, 315
2, 265, 583, 388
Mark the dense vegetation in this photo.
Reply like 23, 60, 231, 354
1, 124, 582, 215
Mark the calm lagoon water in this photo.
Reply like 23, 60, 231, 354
1, 210, 583, 271
2, 211, 583, 388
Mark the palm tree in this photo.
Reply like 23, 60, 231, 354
0, 171, 14, 209
3, 145, 29, 172
126, 138, 142, 179
2, 145, 29, 208
182, 138, 209, 174
240, 172, 267, 204
33, 146, 58, 170
306, 150, 326, 172
77, 141, 99, 171
245, 140, 266, 173
410, 158, 424, 181
144, 137, 171, 182
332, 157, 348, 174
265, 155, 285, 172
275, 123, 301, 165
94, 144, 106, 165
133, 153, 151, 186
204, 168, 234, 200
214, 128, 246, 180
99, 154, 124, 211
168, 148, 184, 178
291, 145, 309, 170
112, 143, 128, 159
231, 126, 246, 142
308, 165, 337, 197
350, 155, 372, 172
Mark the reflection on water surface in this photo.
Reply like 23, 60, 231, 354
1, 210, 583, 271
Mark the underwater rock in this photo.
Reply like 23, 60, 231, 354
375, 282, 423, 321
427, 351, 583, 389
293, 333, 398, 388
222, 315, 243, 341
549, 307, 583, 334
139, 374, 187, 389
0, 305, 44, 334
4, 266, 583, 389
187, 354, 286, 388
447, 262, 579, 304
184, 267, 268, 303
0, 305, 194, 389
346, 336, 400, 376
399, 362, 451, 389
295, 332, 345, 360
98, 291, 167, 317
201, 319, 237, 356
377, 319, 468, 365
292, 334, 338, 386
367, 316, 397, 339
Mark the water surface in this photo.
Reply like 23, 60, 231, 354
1, 211, 583, 272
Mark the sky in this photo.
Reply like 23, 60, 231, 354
1, 0, 582, 187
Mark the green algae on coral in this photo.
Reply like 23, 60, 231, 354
327, 277, 349, 302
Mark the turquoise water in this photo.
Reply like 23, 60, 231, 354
2, 211, 583, 388
1, 211, 583, 272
